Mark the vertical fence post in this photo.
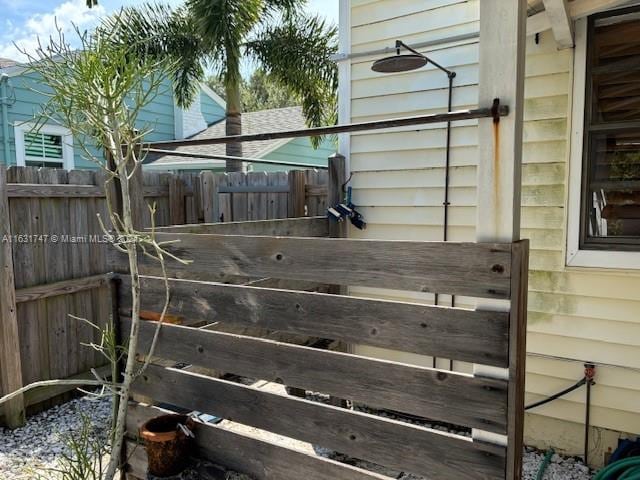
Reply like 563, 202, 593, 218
328, 153, 347, 238
129, 163, 146, 230
104, 150, 146, 229
287, 170, 307, 218
169, 176, 186, 225
200, 171, 218, 223
477, 2, 527, 479
0, 166, 25, 427
327, 153, 349, 408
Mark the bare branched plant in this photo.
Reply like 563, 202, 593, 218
29, 413, 109, 480
0, 13, 190, 480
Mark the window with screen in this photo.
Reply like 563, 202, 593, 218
581, 8, 640, 250
23, 131, 65, 168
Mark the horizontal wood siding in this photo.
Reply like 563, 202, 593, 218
258, 137, 337, 172
1, 73, 176, 168
346, 0, 640, 445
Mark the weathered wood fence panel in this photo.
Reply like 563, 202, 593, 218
0, 165, 328, 424
118, 237, 528, 479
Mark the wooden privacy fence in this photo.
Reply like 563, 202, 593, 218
0, 164, 328, 427
112, 160, 529, 479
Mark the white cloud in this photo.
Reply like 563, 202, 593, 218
0, 0, 105, 62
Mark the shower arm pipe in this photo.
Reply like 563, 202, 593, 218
396, 40, 457, 79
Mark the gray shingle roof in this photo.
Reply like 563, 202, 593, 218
146, 105, 305, 166
0, 58, 18, 68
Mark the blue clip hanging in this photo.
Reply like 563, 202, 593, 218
326, 184, 366, 230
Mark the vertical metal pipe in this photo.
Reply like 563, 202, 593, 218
434, 73, 455, 369
584, 363, 595, 466
443, 73, 454, 242
444, 73, 455, 371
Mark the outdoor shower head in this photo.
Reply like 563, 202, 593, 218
371, 40, 456, 78
371, 40, 428, 73
371, 53, 428, 73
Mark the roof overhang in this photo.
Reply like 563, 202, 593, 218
527, 0, 640, 49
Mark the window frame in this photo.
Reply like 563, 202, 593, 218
567, 12, 640, 269
14, 122, 74, 170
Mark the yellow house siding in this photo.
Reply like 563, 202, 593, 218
345, 0, 640, 457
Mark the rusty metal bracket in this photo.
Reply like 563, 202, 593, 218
491, 98, 502, 124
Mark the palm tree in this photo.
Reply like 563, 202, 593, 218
99, 1, 338, 172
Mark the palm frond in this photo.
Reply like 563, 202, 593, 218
98, 4, 205, 107
246, 14, 338, 147
263, 0, 307, 20
188, 0, 263, 86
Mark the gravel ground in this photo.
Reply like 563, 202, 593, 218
0, 394, 112, 479
522, 448, 593, 480
0, 392, 594, 480
322, 447, 593, 480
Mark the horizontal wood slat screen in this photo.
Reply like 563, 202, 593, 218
115, 236, 529, 479
111, 236, 513, 299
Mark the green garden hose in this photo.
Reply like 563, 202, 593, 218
594, 457, 640, 480
536, 448, 555, 480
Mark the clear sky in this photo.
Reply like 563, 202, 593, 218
0, 0, 339, 76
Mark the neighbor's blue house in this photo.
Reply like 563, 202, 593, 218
0, 57, 333, 173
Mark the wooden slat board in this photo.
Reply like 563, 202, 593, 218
9, 167, 47, 386
132, 365, 505, 479
126, 404, 393, 480
123, 275, 509, 366
154, 216, 329, 237
113, 235, 513, 299
507, 240, 529, 479
15, 274, 111, 303
131, 321, 508, 432
68, 170, 95, 374
6, 183, 104, 197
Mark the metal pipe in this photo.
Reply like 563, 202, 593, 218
584, 363, 596, 466
445, 74, 456, 372
443, 74, 454, 242
330, 32, 480, 62
146, 149, 329, 170
0, 74, 11, 165
397, 41, 456, 78
144, 104, 509, 149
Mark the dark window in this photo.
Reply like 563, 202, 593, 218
581, 7, 640, 250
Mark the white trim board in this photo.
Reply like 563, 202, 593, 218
527, 0, 638, 35
338, 0, 351, 177
566, 17, 640, 269
143, 159, 225, 171
14, 121, 74, 170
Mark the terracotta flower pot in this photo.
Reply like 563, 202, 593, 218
140, 413, 195, 478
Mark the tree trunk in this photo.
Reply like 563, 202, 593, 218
225, 71, 244, 172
